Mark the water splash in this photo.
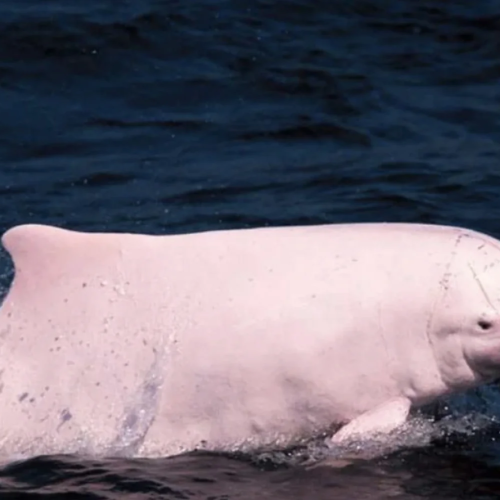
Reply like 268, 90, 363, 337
107, 352, 164, 457
241, 400, 500, 469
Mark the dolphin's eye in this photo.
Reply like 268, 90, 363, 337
478, 319, 493, 330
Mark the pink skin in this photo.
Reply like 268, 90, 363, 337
0, 222, 500, 459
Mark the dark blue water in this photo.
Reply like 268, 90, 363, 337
1, 0, 500, 498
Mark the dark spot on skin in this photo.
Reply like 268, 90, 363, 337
124, 412, 138, 429
18, 392, 28, 402
57, 409, 72, 431
478, 319, 493, 330
61, 409, 72, 422
82, 282, 87, 288
29, 397, 35, 403
54, 337, 59, 342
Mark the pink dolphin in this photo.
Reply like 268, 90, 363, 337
1, 222, 500, 459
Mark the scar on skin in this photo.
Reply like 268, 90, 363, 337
468, 262, 496, 311
427, 233, 464, 337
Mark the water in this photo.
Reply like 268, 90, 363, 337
0, 0, 500, 497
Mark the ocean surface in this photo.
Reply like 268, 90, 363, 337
1, 0, 500, 498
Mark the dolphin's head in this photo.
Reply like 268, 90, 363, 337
430, 232, 500, 390
462, 313, 500, 382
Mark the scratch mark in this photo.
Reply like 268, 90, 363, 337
468, 262, 496, 311
426, 233, 464, 337
425, 232, 466, 386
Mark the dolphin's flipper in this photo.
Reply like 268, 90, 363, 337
329, 397, 412, 444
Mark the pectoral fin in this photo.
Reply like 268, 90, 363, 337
329, 397, 412, 444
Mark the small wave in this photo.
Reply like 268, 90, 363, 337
238, 122, 371, 146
